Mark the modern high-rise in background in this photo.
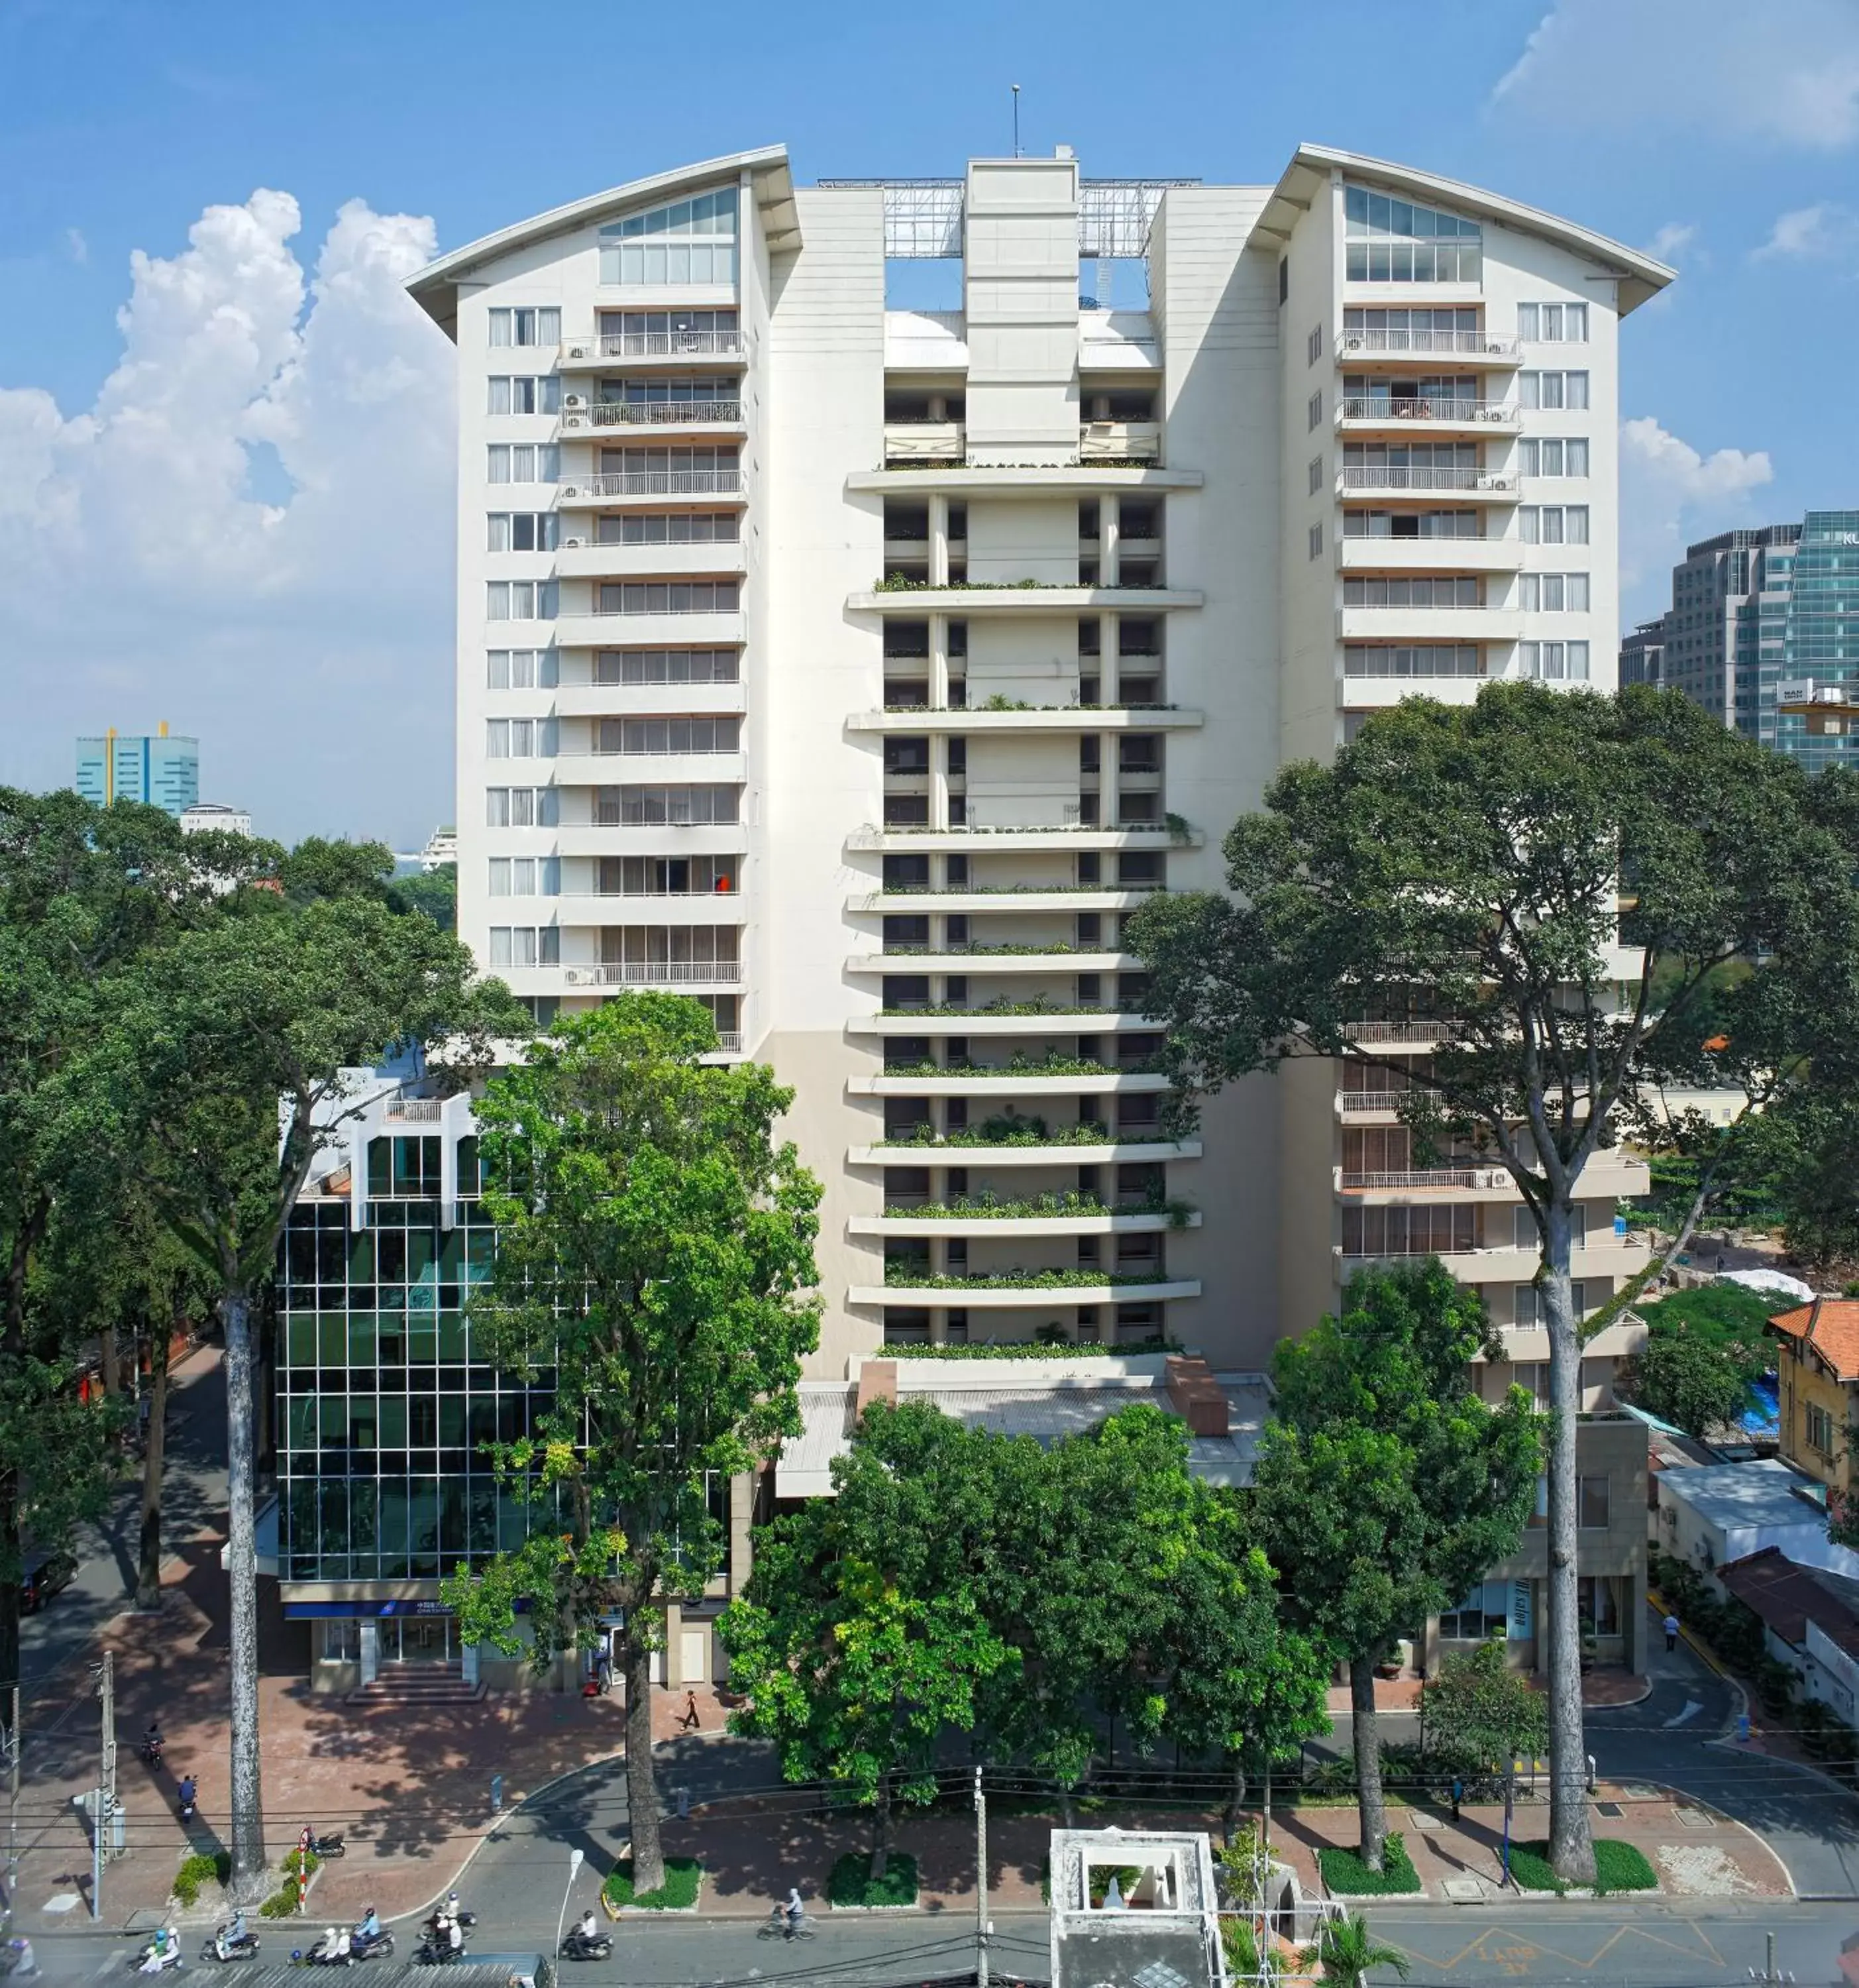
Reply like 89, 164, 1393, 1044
74, 723, 199, 817
1620, 512, 1859, 770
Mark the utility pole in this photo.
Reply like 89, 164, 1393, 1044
5, 1683, 17, 1933
973, 1767, 989, 1988
100, 1652, 116, 1838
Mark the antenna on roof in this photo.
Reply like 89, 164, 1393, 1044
1011, 83, 1022, 158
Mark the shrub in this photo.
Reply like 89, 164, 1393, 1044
1317, 1832, 1422, 1897
172, 1851, 230, 1906
827, 1851, 920, 1908
603, 1857, 702, 1911
1509, 1838, 1657, 1895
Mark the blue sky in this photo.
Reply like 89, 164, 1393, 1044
2, 0, 1856, 846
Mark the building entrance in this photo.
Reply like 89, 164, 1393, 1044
382, 1616, 454, 1664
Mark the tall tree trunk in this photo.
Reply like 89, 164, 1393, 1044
622, 1631, 664, 1896
1223, 1750, 1248, 1844
1349, 1653, 1386, 1873
1542, 1199, 1597, 1885
99, 1323, 119, 1401
222, 1290, 267, 1897
871, 1772, 892, 1882
135, 1322, 172, 1610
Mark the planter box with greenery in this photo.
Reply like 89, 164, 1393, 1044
827, 1851, 920, 1909
604, 1857, 704, 1911
1317, 1832, 1423, 1898
1507, 1839, 1656, 1897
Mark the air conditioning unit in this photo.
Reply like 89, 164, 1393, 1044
564, 968, 592, 987
560, 484, 582, 498
565, 343, 590, 359
563, 392, 587, 409
1343, 335, 1364, 351
562, 536, 584, 549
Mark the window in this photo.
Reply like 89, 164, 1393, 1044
1518, 506, 1589, 545
600, 716, 741, 755
1517, 302, 1589, 343
1345, 577, 1481, 608
598, 581, 739, 616
1344, 184, 1482, 282
485, 787, 558, 828
1518, 640, 1592, 681
1342, 306, 1481, 355
1519, 370, 1590, 412
1518, 573, 1591, 612
1439, 1579, 1510, 1640
1577, 1574, 1620, 1636
486, 580, 558, 622
1308, 455, 1324, 496
1807, 1402, 1837, 1456
1342, 1203, 1477, 1255
1514, 1280, 1587, 1327
487, 513, 560, 553
1307, 390, 1323, 431
598, 188, 739, 286
486, 649, 559, 690
1518, 439, 1590, 478
1514, 1206, 1586, 1249
597, 648, 740, 686
485, 718, 556, 759
1308, 522, 1324, 560
1578, 1475, 1610, 1529
486, 444, 559, 484
598, 785, 739, 826
488, 307, 560, 349
487, 926, 560, 967
601, 512, 741, 545
1308, 323, 1324, 365
1278, 256, 1289, 304
487, 376, 562, 417
1343, 644, 1481, 679
1344, 508, 1479, 539
487, 856, 560, 897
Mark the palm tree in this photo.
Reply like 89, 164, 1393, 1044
1299, 1910, 1411, 1988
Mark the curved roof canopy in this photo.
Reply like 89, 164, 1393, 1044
406, 145, 797, 337
1253, 143, 1675, 315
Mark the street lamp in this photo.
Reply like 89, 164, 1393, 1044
554, 1846, 586, 1963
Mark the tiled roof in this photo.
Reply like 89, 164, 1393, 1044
1771, 1301, 1859, 1383
1718, 1545, 1859, 1657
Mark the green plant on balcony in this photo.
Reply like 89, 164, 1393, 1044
880, 1267, 1177, 1289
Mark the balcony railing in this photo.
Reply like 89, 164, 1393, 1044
1342, 1168, 1507, 1191
1338, 331, 1520, 358
592, 961, 741, 985
1342, 1020, 1444, 1044
384, 1099, 443, 1125
577, 400, 742, 427
1341, 468, 1514, 493
1338, 398, 1513, 425
711, 1031, 744, 1052
1338, 1089, 1409, 1112
561, 470, 743, 500
579, 331, 745, 359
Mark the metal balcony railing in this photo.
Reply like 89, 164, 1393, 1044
1340, 467, 1514, 493
588, 331, 744, 359
1338, 1090, 1408, 1112
594, 961, 741, 985
1338, 398, 1514, 425
1342, 1167, 1504, 1191
580, 400, 742, 427
1342, 1020, 1444, 1043
711, 1031, 744, 1052
561, 470, 743, 499
1338, 331, 1519, 358
384, 1099, 443, 1124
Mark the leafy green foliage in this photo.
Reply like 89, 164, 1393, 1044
603, 1858, 703, 1910
1419, 1641, 1548, 1781
1615, 1290, 1770, 1437
389, 863, 458, 932
173, 1851, 231, 1905
827, 1851, 920, 1907
1508, 1839, 1656, 1895
1301, 1908, 1414, 1985
1315, 1836, 1422, 1897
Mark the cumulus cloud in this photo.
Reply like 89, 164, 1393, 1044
0, 191, 456, 845
1619, 415, 1775, 620
1494, 0, 1859, 150
1644, 222, 1698, 267
1754, 203, 1859, 259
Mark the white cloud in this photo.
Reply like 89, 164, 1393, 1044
63, 227, 87, 266
1644, 222, 1698, 267
1619, 415, 1775, 620
0, 191, 456, 846
1494, 0, 1859, 150
1753, 203, 1859, 259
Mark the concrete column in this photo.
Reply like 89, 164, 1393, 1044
930, 612, 949, 710
663, 1601, 684, 1688
728, 1470, 755, 1596
1099, 495, 1120, 587
929, 496, 950, 588
1100, 612, 1120, 706
1626, 1557, 1648, 1675
932, 740, 951, 830
1101, 732, 1120, 828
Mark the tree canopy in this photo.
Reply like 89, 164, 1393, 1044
1615, 1288, 1771, 1438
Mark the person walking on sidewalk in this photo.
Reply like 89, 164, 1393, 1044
677, 1690, 700, 1731
1664, 1611, 1680, 1653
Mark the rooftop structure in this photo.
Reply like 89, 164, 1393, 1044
1047, 1824, 1226, 1988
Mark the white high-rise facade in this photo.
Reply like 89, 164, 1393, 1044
409, 144, 1671, 1386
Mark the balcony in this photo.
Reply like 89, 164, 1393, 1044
557, 330, 746, 368
383, 1099, 443, 1125
851, 1278, 1200, 1309
851, 1011, 1159, 1038
554, 893, 746, 927
848, 1139, 1200, 1167
1338, 537, 1523, 573
554, 540, 746, 580
885, 421, 965, 463
560, 398, 743, 436
1340, 607, 1520, 642
1338, 1166, 1513, 1197
553, 751, 746, 789
1337, 1089, 1409, 1117
848, 707, 1203, 735
556, 469, 745, 507
1336, 398, 1517, 433
1079, 420, 1160, 461
562, 960, 741, 988
849, 887, 1159, 914
553, 607, 745, 650
553, 680, 745, 719
847, 950, 1139, 974
1341, 1019, 1446, 1045
849, 465, 1204, 498
1338, 467, 1515, 498
851, 1070, 1172, 1097
851, 1209, 1198, 1239
1337, 330, 1520, 363
851, 583, 1202, 616
847, 824, 1199, 854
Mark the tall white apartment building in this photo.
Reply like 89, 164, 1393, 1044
409, 144, 1671, 1398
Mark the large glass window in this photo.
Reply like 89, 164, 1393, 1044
596, 649, 739, 685
488, 307, 561, 349
1440, 1580, 1511, 1640
600, 188, 739, 286
1344, 184, 1481, 282
1343, 644, 1483, 679
598, 785, 739, 826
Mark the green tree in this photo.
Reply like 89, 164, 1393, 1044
1250, 1262, 1541, 1873
95, 885, 511, 1895
440, 995, 821, 1895
1130, 683, 1859, 1879
389, 863, 458, 932
1299, 1911, 1411, 1988
1157, 1490, 1332, 1838
721, 1481, 1016, 1877
1615, 1290, 1769, 1439
1420, 1639, 1548, 1783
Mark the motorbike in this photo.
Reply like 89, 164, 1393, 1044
413, 1938, 468, 1967
299, 1932, 354, 1969
559, 1929, 611, 1963
133, 1934, 184, 1974
421, 1912, 475, 1939
139, 1736, 164, 1770
305, 1832, 346, 1861
178, 1792, 197, 1826
348, 1930, 394, 1962
200, 1929, 260, 1965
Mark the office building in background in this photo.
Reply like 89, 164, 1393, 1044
75, 723, 199, 817
180, 801, 253, 837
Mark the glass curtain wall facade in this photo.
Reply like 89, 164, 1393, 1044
1781, 511, 1859, 771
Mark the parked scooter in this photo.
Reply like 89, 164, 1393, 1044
303, 1830, 346, 1861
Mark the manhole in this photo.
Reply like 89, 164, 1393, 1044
1595, 1800, 1624, 1817
1443, 1879, 1486, 1902
1409, 1811, 1444, 1830
1676, 1806, 1716, 1828
40, 1895, 80, 1916
1617, 1783, 1662, 1800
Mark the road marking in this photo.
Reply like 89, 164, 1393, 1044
1664, 1698, 1704, 1728
1393, 1919, 1728, 1973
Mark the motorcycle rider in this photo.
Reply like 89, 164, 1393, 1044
142, 1721, 163, 1766
574, 1910, 598, 1944
178, 1773, 197, 1817
355, 1906, 380, 1945
143, 1926, 179, 1973
447, 1916, 464, 1960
